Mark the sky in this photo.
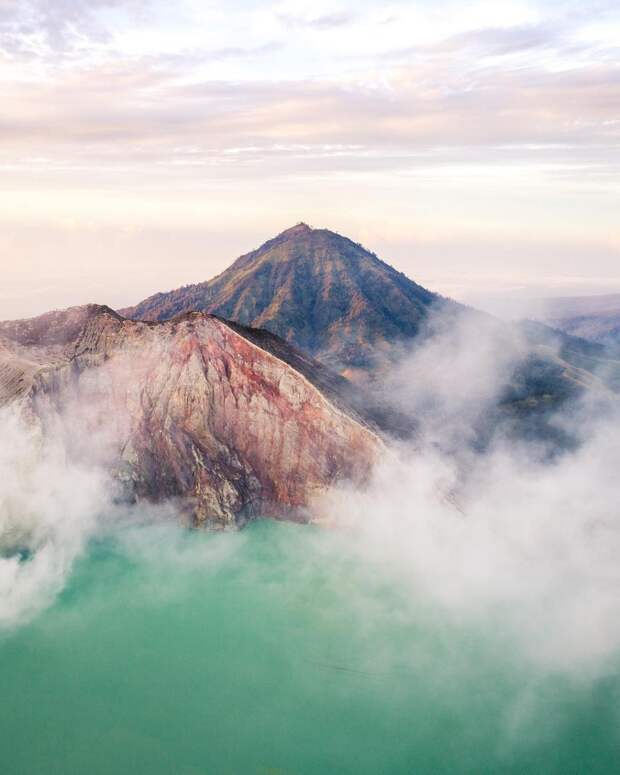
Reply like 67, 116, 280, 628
0, 0, 618, 319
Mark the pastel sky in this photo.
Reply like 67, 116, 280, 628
1, 0, 619, 318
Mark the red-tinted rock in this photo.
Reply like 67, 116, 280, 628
0, 307, 381, 528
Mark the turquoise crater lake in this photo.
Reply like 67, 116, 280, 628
1, 519, 618, 775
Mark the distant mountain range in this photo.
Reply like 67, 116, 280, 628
541, 293, 620, 349
122, 223, 455, 380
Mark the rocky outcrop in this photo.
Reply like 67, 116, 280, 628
0, 306, 381, 528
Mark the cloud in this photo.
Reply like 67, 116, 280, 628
317, 307, 620, 673
0, 3, 618, 184
0, 0, 149, 57
278, 10, 356, 30
0, 408, 108, 628
0, 53, 617, 182
430, 23, 563, 55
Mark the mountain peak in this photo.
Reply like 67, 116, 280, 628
122, 224, 448, 377
279, 222, 313, 238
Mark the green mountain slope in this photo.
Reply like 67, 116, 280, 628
122, 223, 455, 377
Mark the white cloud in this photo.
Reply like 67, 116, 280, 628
318, 308, 620, 672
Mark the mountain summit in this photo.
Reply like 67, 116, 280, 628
122, 224, 452, 378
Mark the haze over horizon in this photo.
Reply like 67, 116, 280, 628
1, 0, 619, 319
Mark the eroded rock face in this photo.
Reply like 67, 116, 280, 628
0, 306, 381, 527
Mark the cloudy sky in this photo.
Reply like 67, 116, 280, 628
1, 0, 619, 318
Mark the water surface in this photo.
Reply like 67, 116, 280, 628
1, 520, 618, 774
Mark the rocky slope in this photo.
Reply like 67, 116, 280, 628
122, 223, 459, 379
0, 305, 381, 528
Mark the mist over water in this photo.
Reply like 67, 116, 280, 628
0, 410, 108, 629
2, 309, 620, 771
2, 519, 620, 775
